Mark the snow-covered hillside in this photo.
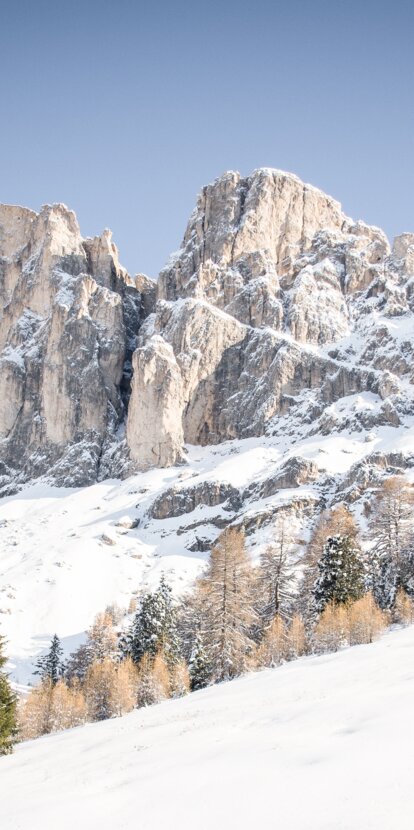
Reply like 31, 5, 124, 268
2, 625, 413, 829
2, 419, 414, 685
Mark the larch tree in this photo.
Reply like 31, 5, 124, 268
87, 611, 119, 662
368, 476, 414, 608
256, 516, 297, 626
198, 527, 256, 682
313, 602, 348, 653
0, 635, 17, 755
255, 614, 288, 668
84, 658, 120, 722
347, 593, 388, 645
286, 614, 307, 659
136, 652, 170, 707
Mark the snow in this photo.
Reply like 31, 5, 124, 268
1, 625, 413, 829
1, 417, 414, 686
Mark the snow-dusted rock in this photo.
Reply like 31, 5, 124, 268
0, 203, 155, 491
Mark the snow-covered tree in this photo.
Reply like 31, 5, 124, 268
64, 642, 94, 685
125, 576, 180, 668
0, 635, 17, 755
312, 535, 365, 615
84, 658, 120, 722
286, 615, 307, 659
199, 527, 256, 682
393, 588, 414, 625
136, 652, 170, 707
368, 476, 414, 608
169, 660, 190, 698
347, 593, 388, 645
34, 634, 64, 686
87, 611, 119, 662
255, 614, 288, 668
189, 633, 211, 691
19, 679, 87, 739
299, 506, 361, 623
313, 602, 348, 653
256, 516, 297, 626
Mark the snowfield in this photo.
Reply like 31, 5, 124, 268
2, 625, 413, 829
1, 420, 414, 686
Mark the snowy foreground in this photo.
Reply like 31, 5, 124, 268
2, 626, 413, 830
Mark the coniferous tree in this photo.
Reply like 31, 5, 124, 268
255, 614, 288, 668
299, 506, 360, 624
347, 593, 388, 645
256, 516, 297, 626
189, 633, 211, 691
136, 652, 170, 707
198, 527, 256, 681
368, 476, 414, 608
312, 535, 365, 615
87, 611, 119, 662
286, 615, 307, 659
34, 634, 64, 686
125, 575, 180, 668
0, 635, 17, 755
64, 642, 94, 685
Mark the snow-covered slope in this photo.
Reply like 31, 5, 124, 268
1, 168, 414, 680
2, 625, 413, 830
2, 421, 414, 685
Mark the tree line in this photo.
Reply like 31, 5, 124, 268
1, 475, 414, 752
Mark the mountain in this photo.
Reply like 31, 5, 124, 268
2, 625, 414, 830
1, 169, 414, 675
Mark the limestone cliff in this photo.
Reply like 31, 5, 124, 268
0, 203, 154, 491
1, 169, 413, 491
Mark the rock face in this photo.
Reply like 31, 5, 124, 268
0, 203, 155, 491
1, 168, 414, 492
126, 168, 412, 468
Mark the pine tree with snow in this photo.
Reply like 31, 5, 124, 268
34, 634, 64, 686
0, 635, 17, 755
299, 506, 360, 624
125, 576, 180, 668
189, 633, 211, 691
312, 535, 365, 615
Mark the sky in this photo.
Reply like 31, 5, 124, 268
0, 0, 413, 278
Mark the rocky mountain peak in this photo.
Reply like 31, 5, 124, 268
0, 170, 413, 494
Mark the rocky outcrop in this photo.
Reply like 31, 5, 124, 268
149, 480, 242, 520
245, 457, 320, 499
0, 203, 154, 491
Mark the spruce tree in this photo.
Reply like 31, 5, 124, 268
0, 635, 17, 755
34, 634, 64, 686
125, 575, 180, 668
312, 535, 365, 615
189, 633, 211, 691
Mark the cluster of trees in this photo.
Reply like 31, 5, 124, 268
4, 475, 414, 751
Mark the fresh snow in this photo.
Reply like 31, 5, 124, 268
2, 625, 414, 829
1, 419, 414, 686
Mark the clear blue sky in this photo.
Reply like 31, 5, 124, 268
1, 0, 413, 277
